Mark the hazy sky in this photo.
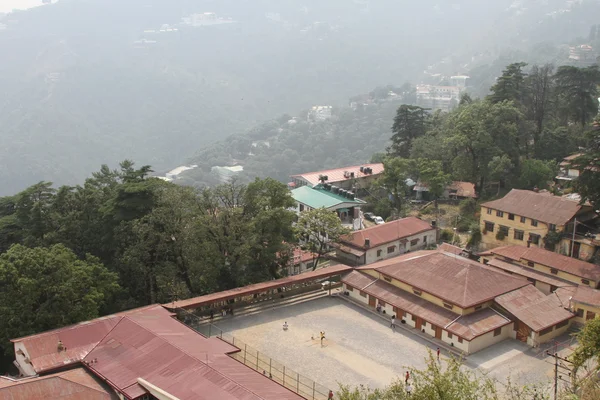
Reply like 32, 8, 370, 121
0, 1, 48, 14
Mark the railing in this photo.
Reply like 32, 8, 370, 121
177, 308, 331, 400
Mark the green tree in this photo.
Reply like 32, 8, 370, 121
389, 105, 429, 158
416, 158, 451, 204
524, 64, 555, 155
295, 208, 350, 270
488, 62, 528, 105
0, 244, 120, 357
554, 65, 600, 127
574, 121, 600, 207
376, 157, 415, 215
517, 159, 557, 190
570, 318, 600, 391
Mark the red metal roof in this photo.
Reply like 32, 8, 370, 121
494, 285, 574, 332
367, 250, 529, 308
291, 163, 384, 186
488, 245, 600, 282
340, 217, 434, 250
84, 306, 304, 400
0, 368, 115, 399
486, 258, 571, 288
167, 263, 352, 310
555, 285, 600, 308
437, 242, 465, 256
446, 309, 512, 341
481, 189, 583, 225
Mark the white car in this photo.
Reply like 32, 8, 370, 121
373, 216, 385, 225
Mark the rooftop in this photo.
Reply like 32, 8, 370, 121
291, 185, 366, 209
486, 258, 572, 289
340, 217, 434, 249
0, 368, 115, 400
555, 285, 600, 308
291, 163, 384, 186
485, 245, 600, 282
481, 189, 583, 226
365, 250, 529, 308
494, 285, 574, 332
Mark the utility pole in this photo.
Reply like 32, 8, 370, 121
546, 345, 575, 400
570, 218, 577, 258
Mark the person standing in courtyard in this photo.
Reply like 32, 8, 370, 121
328, 389, 334, 399
437, 347, 440, 361
320, 331, 325, 346
390, 315, 396, 329
406, 383, 412, 396
405, 371, 410, 384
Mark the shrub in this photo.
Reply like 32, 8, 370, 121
439, 229, 454, 242
459, 198, 477, 216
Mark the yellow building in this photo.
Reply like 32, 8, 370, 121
555, 285, 600, 324
479, 189, 597, 261
342, 249, 574, 352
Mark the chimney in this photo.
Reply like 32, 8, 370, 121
365, 238, 370, 248
533, 186, 539, 192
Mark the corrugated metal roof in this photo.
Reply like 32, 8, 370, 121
481, 189, 583, 225
446, 309, 511, 341
84, 307, 304, 400
167, 263, 352, 310
437, 243, 465, 256
371, 250, 529, 308
494, 285, 574, 332
486, 258, 571, 288
291, 163, 384, 186
340, 217, 434, 249
0, 368, 115, 399
488, 246, 600, 282
555, 285, 600, 308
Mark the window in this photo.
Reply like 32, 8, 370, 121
514, 230, 524, 241
487, 208, 492, 215
531, 219, 538, 227
377, 250, 382, 257
383, 275, 392, 282
299, 204, 304, 212
346, 285, 354, 292
581, 279, 590, 285
496, 210, 504, 217
586, 311, 596, 321
448, 332, 453, 339
423, 235, 428, 243
549, 224, 556, 231
458, 337, 463, 343
576, 308, 584, 318
484, 221, 495, 232
527, 261, 534, 267
493, 327, 502, 337
539, 326, 554, 336
508, 213, 515, 220
443, 303, 454, 310
474, 305, 483, 310
529, 234, 540, 245
359, 291, 367, 298
413, 289, 422, 296
410, 239, 419, 246
499, 225, 509, 236
387, 246, 396, 254
550, 268, 558, 275
556, 320, 569, 329
520, 216, 526, 223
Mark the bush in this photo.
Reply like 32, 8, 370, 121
439, 229, 454, 242
456, 218, 475, 233
459, 198, 477, 216
467, 225, 482, 248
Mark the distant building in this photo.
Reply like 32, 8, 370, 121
556, 153, 583, 183
450, 75, 470, 89
162, 164, 198, 181
414, 180, 477, 201
335, 217, 436, 265
416, 85, 461, 112
307, 105, 332, 121
569, 44, 596, 65
211, 165, 244, 182
479, 189, 598, 260
280, 247, 318, 275
290, 163, 384, 192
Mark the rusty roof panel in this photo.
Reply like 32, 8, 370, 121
341, 217, 434, 249
487, 258, 570, 288
446, 309, 512, 341
168, 263, 352, 310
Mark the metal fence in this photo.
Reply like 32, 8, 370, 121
179, 309, 331, 400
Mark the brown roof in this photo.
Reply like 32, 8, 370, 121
368, 250, 529, 308
446, 309, 512, 341
167, 264, 352, 310
10, 304, 161, 374
494, 285, 574, 332
555, 285, 600, 308
84, 306, 303, 400
487, 258, 571, 288
291, 163, 384, 186
342, 270, 457, 328
448, 181, 477, 198
0, 368, 115, 399
340, 217, 434, 250
481, 189, 582, 225
438, 242, 465, 256
488, 246, 600, 282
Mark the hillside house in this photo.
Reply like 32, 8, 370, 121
290, 163, 384, 192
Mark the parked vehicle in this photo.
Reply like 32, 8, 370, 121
373, 216, 385, 225
363, 212, 375, 221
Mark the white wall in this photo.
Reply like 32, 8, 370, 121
13, 342, 35, 376
364, 229, 436, 265
467, 323, 513, 354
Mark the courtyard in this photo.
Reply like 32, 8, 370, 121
211, 295, 571, 392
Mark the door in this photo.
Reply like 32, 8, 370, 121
368, 295, 376, 308
572, 242, 581, 259
434, 325, 442, 339
515, 321, 530, 342
393, 306, 405, 318
415, 317, 422, 330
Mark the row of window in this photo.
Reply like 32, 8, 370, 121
483, 221, 541, 244
375, 237, 428, 257
485, 209, 556, 230
575, 309, 596, 320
